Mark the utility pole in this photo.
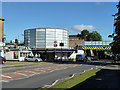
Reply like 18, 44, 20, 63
84, 35, 87, 56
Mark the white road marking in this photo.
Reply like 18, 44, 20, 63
44, 73, 77, 88
16, 73, 27, 76
1, 75, 12, 78
52, 80, 59, 86
27, 71, 36, 74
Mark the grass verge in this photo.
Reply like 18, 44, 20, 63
49, 69, 100, 89
0, 64, 39, 69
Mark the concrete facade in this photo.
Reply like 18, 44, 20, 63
24, 27, 69, 49
0, 17, 4, 42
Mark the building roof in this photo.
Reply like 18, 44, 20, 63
36, 27, 60, 29
25, 27, 67, 31
69, 35, 78, 37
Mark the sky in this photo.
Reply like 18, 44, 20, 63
2, 2, 118, 42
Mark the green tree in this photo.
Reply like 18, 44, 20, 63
15, 39, 19, 45
77, 34, 82, 40
81, 30, 89, 40
111, 2, 120, 54
87, 31, 102, 41
77, 30, 102, 41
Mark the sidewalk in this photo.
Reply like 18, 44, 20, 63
71, 65, 120, 88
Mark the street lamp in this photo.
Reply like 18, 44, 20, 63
60, 41, 64, 62
84, 35, 87, 56
112, 14, 116, 34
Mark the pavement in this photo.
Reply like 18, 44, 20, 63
71, 64, 120, 88
1, 60, 120, 89
1, 61, 97, 89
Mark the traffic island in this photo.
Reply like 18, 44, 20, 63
48, 69, 100, 89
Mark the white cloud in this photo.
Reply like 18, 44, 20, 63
70, 24, 96, 33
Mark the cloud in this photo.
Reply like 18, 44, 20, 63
69, 24, 96, 34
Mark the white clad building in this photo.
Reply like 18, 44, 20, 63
24, 27, 69, 49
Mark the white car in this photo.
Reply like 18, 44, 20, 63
25, 56, 42, 62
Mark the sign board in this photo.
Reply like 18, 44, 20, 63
60, 43, 64, 46
54, 41, 57, 43
54, 44, 57, 47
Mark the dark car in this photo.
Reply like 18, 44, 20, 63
76, 54, 87, 62
0, 56, 6, 64
90, 56, 98, 60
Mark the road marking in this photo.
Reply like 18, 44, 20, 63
44, 73, 77, 88
49, 70, 54, 72
27, 71, 36, 74
52, 80, 59, 86
0, 80, 9, 82
91, 68, 93, 70
1, 75, 12, 78
16, 73, 27, 76
1, 64, 78, 81
63, 67, 67, 69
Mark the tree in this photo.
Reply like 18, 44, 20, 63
87, 31, 102, 41
15, 39, 19, 45
77, 30, 102, 41
81, 29, 89, 36
111, 2, 120, 54
77, 33, 82, 40
81, 30, 89, 40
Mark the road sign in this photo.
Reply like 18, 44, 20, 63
60, 43, 64, 46
54, 43, 57, 47
54, 41, 57, 43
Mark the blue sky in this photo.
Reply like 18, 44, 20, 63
2, 2, 118, 42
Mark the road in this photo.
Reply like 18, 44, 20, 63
1, 61, 100, 89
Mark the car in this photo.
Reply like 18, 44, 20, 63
0, 56, 6, 64
76, 54, 87, 62
24, 56, 42, 62
90, 56, 98, 60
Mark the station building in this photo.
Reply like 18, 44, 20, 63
24, 27, 73, 61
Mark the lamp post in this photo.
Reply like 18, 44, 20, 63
84, 35, 87, 56
60, 41, 64, 62
112, 14, 116, 35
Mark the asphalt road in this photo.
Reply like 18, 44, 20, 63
2, 64, 97, 89
2, 63, 59, 74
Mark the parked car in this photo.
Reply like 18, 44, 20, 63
76, 54, 87, 62
90, 56, 98, 60
24, 56, 42, 62
0, 56, 6, 64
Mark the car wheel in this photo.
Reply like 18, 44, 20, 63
2, 61, 5, 64
25, 59, 28, 62
35, 59, 38, 62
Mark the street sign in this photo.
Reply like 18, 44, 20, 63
60, 43, 64, 46
54, 41, 57, 43
54, 43, 57, 47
